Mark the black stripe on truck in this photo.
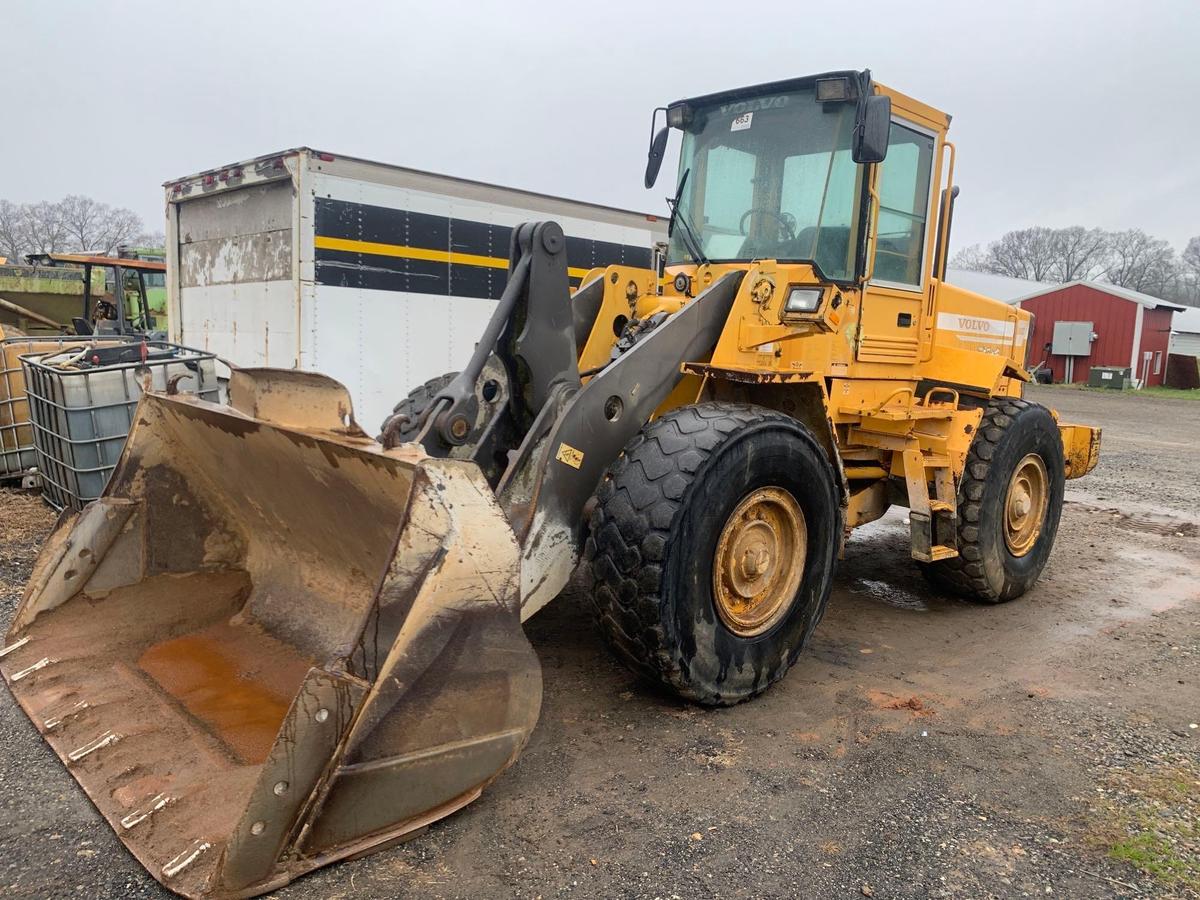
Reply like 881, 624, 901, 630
313, 197, 653, 299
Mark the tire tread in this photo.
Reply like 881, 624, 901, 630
923, 397, 1048, 602
586, 403, 812, 704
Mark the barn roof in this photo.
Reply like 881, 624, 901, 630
1172, 305, 1200, 335
1013, 279, 1186, 313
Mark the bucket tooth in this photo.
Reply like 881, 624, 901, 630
0, 635, 30, 658
120, 793, 175, 830
163, 840, 213, 881
67, 730, 122, 763
43, 699, 90, 731
11, 656, 55, 682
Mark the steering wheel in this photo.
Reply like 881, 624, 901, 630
739, 208, 797, 239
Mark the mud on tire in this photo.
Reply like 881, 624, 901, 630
585, 402, 841, 706
921, 397, 1065, 603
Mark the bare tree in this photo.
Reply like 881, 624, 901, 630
100, 207, 145, 253
1050, 226, 1110, 282
21, 201, 72, 255
949, 243, 989, 271
983, 227, 1060, 281
0, 196, 149, 260
1184, 236, 1200, 277
136, 229, 166, 249
0, 199, 25, 262
955, 225, 1189, 300
58, 195, 106, 252
58, 195, 144, 254
1104, 229, 1179, 296
1179, 236, 1200, 305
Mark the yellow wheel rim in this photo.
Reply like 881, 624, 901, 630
712, 487, 806, 637
1004, 453, 1048, 557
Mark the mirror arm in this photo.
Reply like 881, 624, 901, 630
648, 106, 666, 145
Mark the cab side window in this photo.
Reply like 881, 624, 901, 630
873, 122, 935, 288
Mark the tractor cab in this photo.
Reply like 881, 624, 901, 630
24, 252, 166, 338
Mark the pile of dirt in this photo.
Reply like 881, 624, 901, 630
0, 489, 55, 600
867, 689, 937, 717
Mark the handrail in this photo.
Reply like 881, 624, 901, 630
863, 182, 882, 284
922, 140, 957, 363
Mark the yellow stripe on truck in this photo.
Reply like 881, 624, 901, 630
314, 235, 591, 280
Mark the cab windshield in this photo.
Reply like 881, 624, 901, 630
668, 87, 864, 281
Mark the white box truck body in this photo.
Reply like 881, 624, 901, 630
165, 148, 666, 430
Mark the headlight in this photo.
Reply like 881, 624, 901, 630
815, 77, 853, 103
666, 103, 691, 128
784, 287, 822, 313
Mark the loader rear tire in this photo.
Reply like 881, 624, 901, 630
379, 372, 459, 443
921, 398, 1065, 603
586, 403, 841, 706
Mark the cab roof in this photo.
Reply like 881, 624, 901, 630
671, 70, 951, 134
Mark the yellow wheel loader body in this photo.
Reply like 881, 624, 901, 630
2, 70, 1101, 898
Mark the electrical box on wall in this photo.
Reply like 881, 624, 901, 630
1052, 321, 1094, 356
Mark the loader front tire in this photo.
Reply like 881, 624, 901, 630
379, 372, 459, 443
586, 403, 841, 706
921, 398, 1065, 603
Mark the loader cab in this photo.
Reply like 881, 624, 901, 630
649, 71, 891, 283
648, 71, 956, 367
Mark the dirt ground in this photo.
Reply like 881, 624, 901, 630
1, 385, 1197, 899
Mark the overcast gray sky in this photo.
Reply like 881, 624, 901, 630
4, 0, 1197, 254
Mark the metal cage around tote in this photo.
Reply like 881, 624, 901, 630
20, 341, 220, 510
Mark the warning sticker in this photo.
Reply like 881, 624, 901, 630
556, 442, 584, 469
730, 112, 753, 132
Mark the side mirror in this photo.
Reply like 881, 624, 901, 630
644, 126, 669, 189
853, 95, 891, 164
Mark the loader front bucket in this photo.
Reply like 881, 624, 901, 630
0, 369, 541, 899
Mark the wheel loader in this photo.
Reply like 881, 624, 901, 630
1, 70, 1099, 898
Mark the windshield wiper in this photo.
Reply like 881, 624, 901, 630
666, 168, 709, 265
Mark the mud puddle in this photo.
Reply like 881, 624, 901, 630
850, 577, 929, 611
1102, 545, 1200, 615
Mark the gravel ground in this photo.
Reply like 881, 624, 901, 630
1, 384, 1197, 898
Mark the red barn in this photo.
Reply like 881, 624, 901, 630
1014, 281, 1184, 387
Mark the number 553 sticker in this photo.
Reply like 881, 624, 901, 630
730, 112, 753, 131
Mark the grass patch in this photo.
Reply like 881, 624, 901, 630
1093, 762, 1200, 893
1033, 383, 1200, 400
1110, 830, 1197, 887
1138, 386, 1200, 400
